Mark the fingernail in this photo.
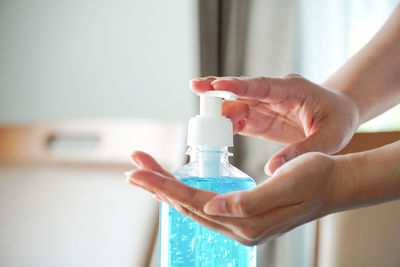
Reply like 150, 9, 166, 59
204, 198, 228, 215
128, 174, 145, 186
264, 166, 272, 176
237, 119, 245, 131
210, 80, 225, 90
211, 79, 241, 94
127, 179, 144, 188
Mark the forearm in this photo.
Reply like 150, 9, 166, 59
323, 4, 400, 124
332, 141, 400, 213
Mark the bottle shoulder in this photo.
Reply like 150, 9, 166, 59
173, 161, 253, 181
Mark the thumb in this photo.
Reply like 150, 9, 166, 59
265, 132, 339, 175
203, 176, 292, 217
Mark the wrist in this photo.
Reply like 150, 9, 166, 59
325, 152, 366, 214
322, 79, 363, 128
322, 71, 375, 125
327, 142, 400, 215
337, 89, 364, 127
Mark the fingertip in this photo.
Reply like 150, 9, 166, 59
265, 156, 286, 176
203, 198, 228, 215
264, 163, 273, 176
128, 169, 148, 186
130, 168, 145, 177
232, 119, 245, 135
189, 77, 216, 93
210, 79, 225, 89
237, 119, 245, 133
127, 177, 142, 187
129, 150, 139, 159
130, 169, 168, 188
129, 151, 145, 168
264, 164, 272, 176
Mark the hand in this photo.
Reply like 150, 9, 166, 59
126, 151, 344, 246
190, 75, 360, 174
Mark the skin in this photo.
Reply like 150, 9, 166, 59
126, 4, 400, 245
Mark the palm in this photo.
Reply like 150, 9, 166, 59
231, 99, 310, 144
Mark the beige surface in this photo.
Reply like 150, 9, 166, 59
0, 118, 186, 170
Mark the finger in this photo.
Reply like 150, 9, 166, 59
129, 170, 250, 228
126, 173, 156, 195
238, 107, 306, 143
130, 169, 217, 209
130, 151, 174, 178
129, 170, 257, 234
265, 128, 341, 175
233, 119, 246, 135
127, 171, 184, 211
189, 76, 217, 93
203, 176, 301, 218
211, 76, 296, 102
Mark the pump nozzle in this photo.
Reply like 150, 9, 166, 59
200, 91, 237, 116
187, 90, 238, 146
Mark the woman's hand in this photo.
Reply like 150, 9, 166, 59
126, 151, 345, 246
190, 75, 360, 174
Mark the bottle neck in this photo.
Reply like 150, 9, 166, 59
187, 145, 231, 163
187, 145, 231, 178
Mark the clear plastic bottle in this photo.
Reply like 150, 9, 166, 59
159, 91, 257, 266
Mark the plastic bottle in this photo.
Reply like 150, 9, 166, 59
159, 91, 257, 266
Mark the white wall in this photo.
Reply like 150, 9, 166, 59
0, 0, 198, 123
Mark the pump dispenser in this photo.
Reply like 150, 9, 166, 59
187, 90, 237, 147
159, 90, 257, 267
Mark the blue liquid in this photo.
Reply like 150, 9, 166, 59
159, 177, 257, 267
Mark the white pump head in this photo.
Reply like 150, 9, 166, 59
187, 90, 237, 146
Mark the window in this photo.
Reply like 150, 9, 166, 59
299, 0, 399, 132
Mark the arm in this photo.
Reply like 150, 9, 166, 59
324, 4, 400, 123
332, 140, 400, 212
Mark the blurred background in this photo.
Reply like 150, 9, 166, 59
0, 0, 399, 267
